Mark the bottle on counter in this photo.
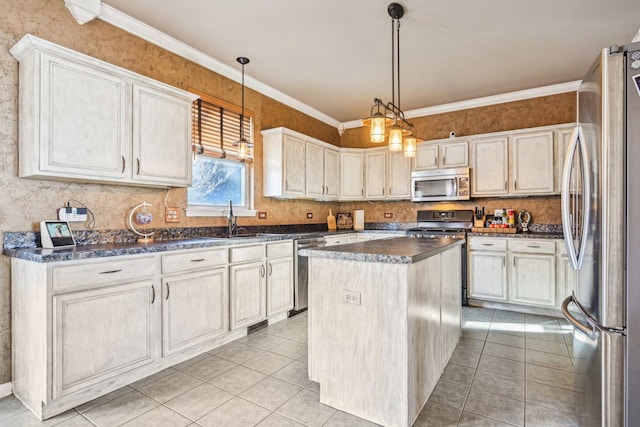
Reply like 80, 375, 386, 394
502, 208, 508, 228
507, 209, 515, 227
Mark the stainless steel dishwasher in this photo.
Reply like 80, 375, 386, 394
294, 237, 325, 311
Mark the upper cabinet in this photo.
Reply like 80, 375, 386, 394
10, 35, 198, 188
470, 125, 574, 198
262, 127, 339, 200
471, 137, 509, 196
414, 140, 469, 171
364, 149, 386, 199
339, 150, 365, 200
387, 150, 412, 199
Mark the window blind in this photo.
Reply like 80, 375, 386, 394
191, 96, 254, 161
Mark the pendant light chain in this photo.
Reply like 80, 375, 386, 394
362, 3, 421, 158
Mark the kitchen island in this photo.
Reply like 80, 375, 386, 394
300, 237, 463, 427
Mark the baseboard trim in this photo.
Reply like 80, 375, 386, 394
0, 382, 12, 398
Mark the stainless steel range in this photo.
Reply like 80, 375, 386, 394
408, 210, 474, 305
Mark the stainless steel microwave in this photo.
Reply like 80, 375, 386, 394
411, 168, 471, 202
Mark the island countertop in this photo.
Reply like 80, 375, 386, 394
299, 236, 464, 264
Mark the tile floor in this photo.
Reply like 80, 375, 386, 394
0, 306, 587, 426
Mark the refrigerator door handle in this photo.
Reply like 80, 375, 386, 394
561, 293, 599, 340
562, 293, 626, 340
561, 126, 591, 270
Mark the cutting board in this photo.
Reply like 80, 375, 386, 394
327, 209, 336, 230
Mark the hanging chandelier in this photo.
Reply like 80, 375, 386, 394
233, 56, 253, 159
362, 3, 420, 158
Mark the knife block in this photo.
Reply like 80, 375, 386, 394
474, 217, 485, 228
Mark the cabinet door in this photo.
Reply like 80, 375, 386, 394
267, 257, 294, 316
305, 141, 324, 198
413, 143, 439, 170
555, 127, 574, 194
468, 251, 507, 301
283, 134, 306, 196
440, 141, 469, 168
471, 137, 509, 196
230, 261, 267, 330
387, 150, 411, 199
52, 280, 159, 398
340, 151, 364, 199
510, 131, 554, 194
324, 148, 339, 199
510, 254, 556, 306
162, 268, 228, 356
365, 150, 386, 199
38, 54, 128, 181
132, 84, 192, 187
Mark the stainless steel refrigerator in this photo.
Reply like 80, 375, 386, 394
561, 41, 640, 426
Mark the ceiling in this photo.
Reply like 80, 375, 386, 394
101, 0, 640, 127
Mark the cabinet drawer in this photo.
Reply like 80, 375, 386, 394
508, 239, 555, 254
229, 244, 265, 263
266, 240, 293, 258
467, 237, 507, 251
52, 256, 157, 293
162, 248, 227, 274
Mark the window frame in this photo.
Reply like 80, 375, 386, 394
185, 89, 256, 217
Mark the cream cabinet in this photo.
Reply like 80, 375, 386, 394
324, 234, 357, 246
508, 240, 556, 307
266, 241, 294, 316
554, 126, 575, 193
10, 34, 196, 188
414, 140, 469, 171
339, 150, 365, 200
387, 150, 412, 199
161, 248, 229, 356
365, 149, 387, 199
509, 130, 555, 195
52, 279, 159, 399
440, 245, 462, 370
471, 137, 509, 196
468, 237, 508, 301
305, 142, 339, 200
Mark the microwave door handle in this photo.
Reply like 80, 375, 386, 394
452, 177, 458, 197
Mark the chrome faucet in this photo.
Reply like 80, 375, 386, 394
227, 200, 237, 236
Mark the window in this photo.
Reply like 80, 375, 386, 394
186, 90, 255, 217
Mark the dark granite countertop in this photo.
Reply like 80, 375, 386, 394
467, 232, 563, 239
2, 230, 407, 263
299, 237, 464, 264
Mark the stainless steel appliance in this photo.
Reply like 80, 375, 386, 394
560, 42, 640, 426
293, 237, 325, 311
410, 167, 470, 202
408, 210, 474, 305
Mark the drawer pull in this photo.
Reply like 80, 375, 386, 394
481, 243, 494, 246
526, 244, 541, 248
151, 285, 155, 304
166, 283, 170, 300
190, 258, 206, 262
99, 269, 123, 274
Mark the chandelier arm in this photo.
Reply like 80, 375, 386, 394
397, 19, 401, 111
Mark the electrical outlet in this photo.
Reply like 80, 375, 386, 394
384, 212, 393, 218
58, 208, 87, 222
165, 207, 180, 223
307, 212, 313, 219
341, 289, 361, 305
258, 211, 267, 219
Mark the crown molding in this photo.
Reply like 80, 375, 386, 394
97, 4, 341, 129
97, 4, 579, 134
341, 80, 581, 130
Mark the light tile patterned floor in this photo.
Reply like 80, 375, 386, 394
0, 307, 587, 426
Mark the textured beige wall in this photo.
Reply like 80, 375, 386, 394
0, 0, 575, 384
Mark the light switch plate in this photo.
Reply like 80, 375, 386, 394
258, 211, 267, 219
384, 212, 393, 218
307, 212, 313, 219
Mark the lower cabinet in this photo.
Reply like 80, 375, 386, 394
52, 279, 159, 399
162, 268, 228, 356
230, 260, 267, 330
468, 250, 508, 301
267, 256, 294, 316
468, 237, 563, 309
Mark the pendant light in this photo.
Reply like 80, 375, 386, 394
233, 56, 252, 159
361, 3, 421, 157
